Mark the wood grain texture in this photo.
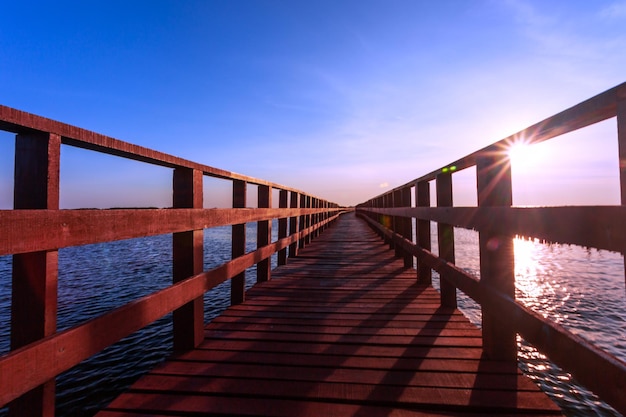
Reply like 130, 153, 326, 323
98, 213, 561, 416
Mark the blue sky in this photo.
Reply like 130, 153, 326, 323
1, 0, 625, 208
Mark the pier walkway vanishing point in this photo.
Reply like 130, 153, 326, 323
1, 82, 626, 416
97, 212, 560, 417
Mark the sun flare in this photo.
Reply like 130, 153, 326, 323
507, 140, 542, 173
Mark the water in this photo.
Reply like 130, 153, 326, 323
0, 223, 624, 416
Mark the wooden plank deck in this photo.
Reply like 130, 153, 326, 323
97, 212, 561, 417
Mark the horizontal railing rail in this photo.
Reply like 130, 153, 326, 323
0, 207, 332, 256
367, 206, 626, 253
0, 105, 304, 190
356, 81, 626, 415
0, 106, 343, 416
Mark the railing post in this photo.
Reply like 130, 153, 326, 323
618, 97, 626, 286
299, 194, 307, 249
278, 189, 288, 266
289, 191, 299, 258
476, 154, 516, 361
315, 198, 324, 236
436, 172, 456, 308
327, 201, 331, 228
316, 198, 320, 237
10, 132, 60, 417
172, 168, 204, 351
617, 98, 626, 203
317, 198, 322, 233
385, 193, 393, 247
379, 196, 386, 239
401, 187, 413, 267
257, 185, 272, 282
324, 201, 329, 230
318, 199, 323, 233
373, 197, 378, 225
416, 180, 432, 284
231, 180, 246, 305
312, 197, 318, 238
393, 189, 402, 257
304, 195, 312, 245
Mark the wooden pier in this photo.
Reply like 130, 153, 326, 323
1, 82, 626, 416
98, 212, 560, 417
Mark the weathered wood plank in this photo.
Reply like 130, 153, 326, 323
210, 315, 477, 329
175, 348, 518, 373
129, 373, 546, 401
205, 321, 480, 337
193, 338, 486, 360
101, 396, 552, 417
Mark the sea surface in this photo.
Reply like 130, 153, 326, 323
0, 221, 624, 416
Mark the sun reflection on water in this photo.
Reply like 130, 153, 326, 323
513, 236, 573, 324
513, 237, 545, 299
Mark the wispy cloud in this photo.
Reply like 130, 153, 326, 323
599, 2, 626, 19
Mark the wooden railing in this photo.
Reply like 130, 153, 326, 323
0, 106, 342, 416
356, 82, 626, 415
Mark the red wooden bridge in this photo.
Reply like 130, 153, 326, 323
1, 82, 626, 416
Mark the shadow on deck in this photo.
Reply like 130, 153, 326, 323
97, 212, 560, 417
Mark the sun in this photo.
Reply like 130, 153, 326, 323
507, 140, 541, 173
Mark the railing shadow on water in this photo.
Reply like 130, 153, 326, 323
0, 104, 342, 416
356, 81, 626, 416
